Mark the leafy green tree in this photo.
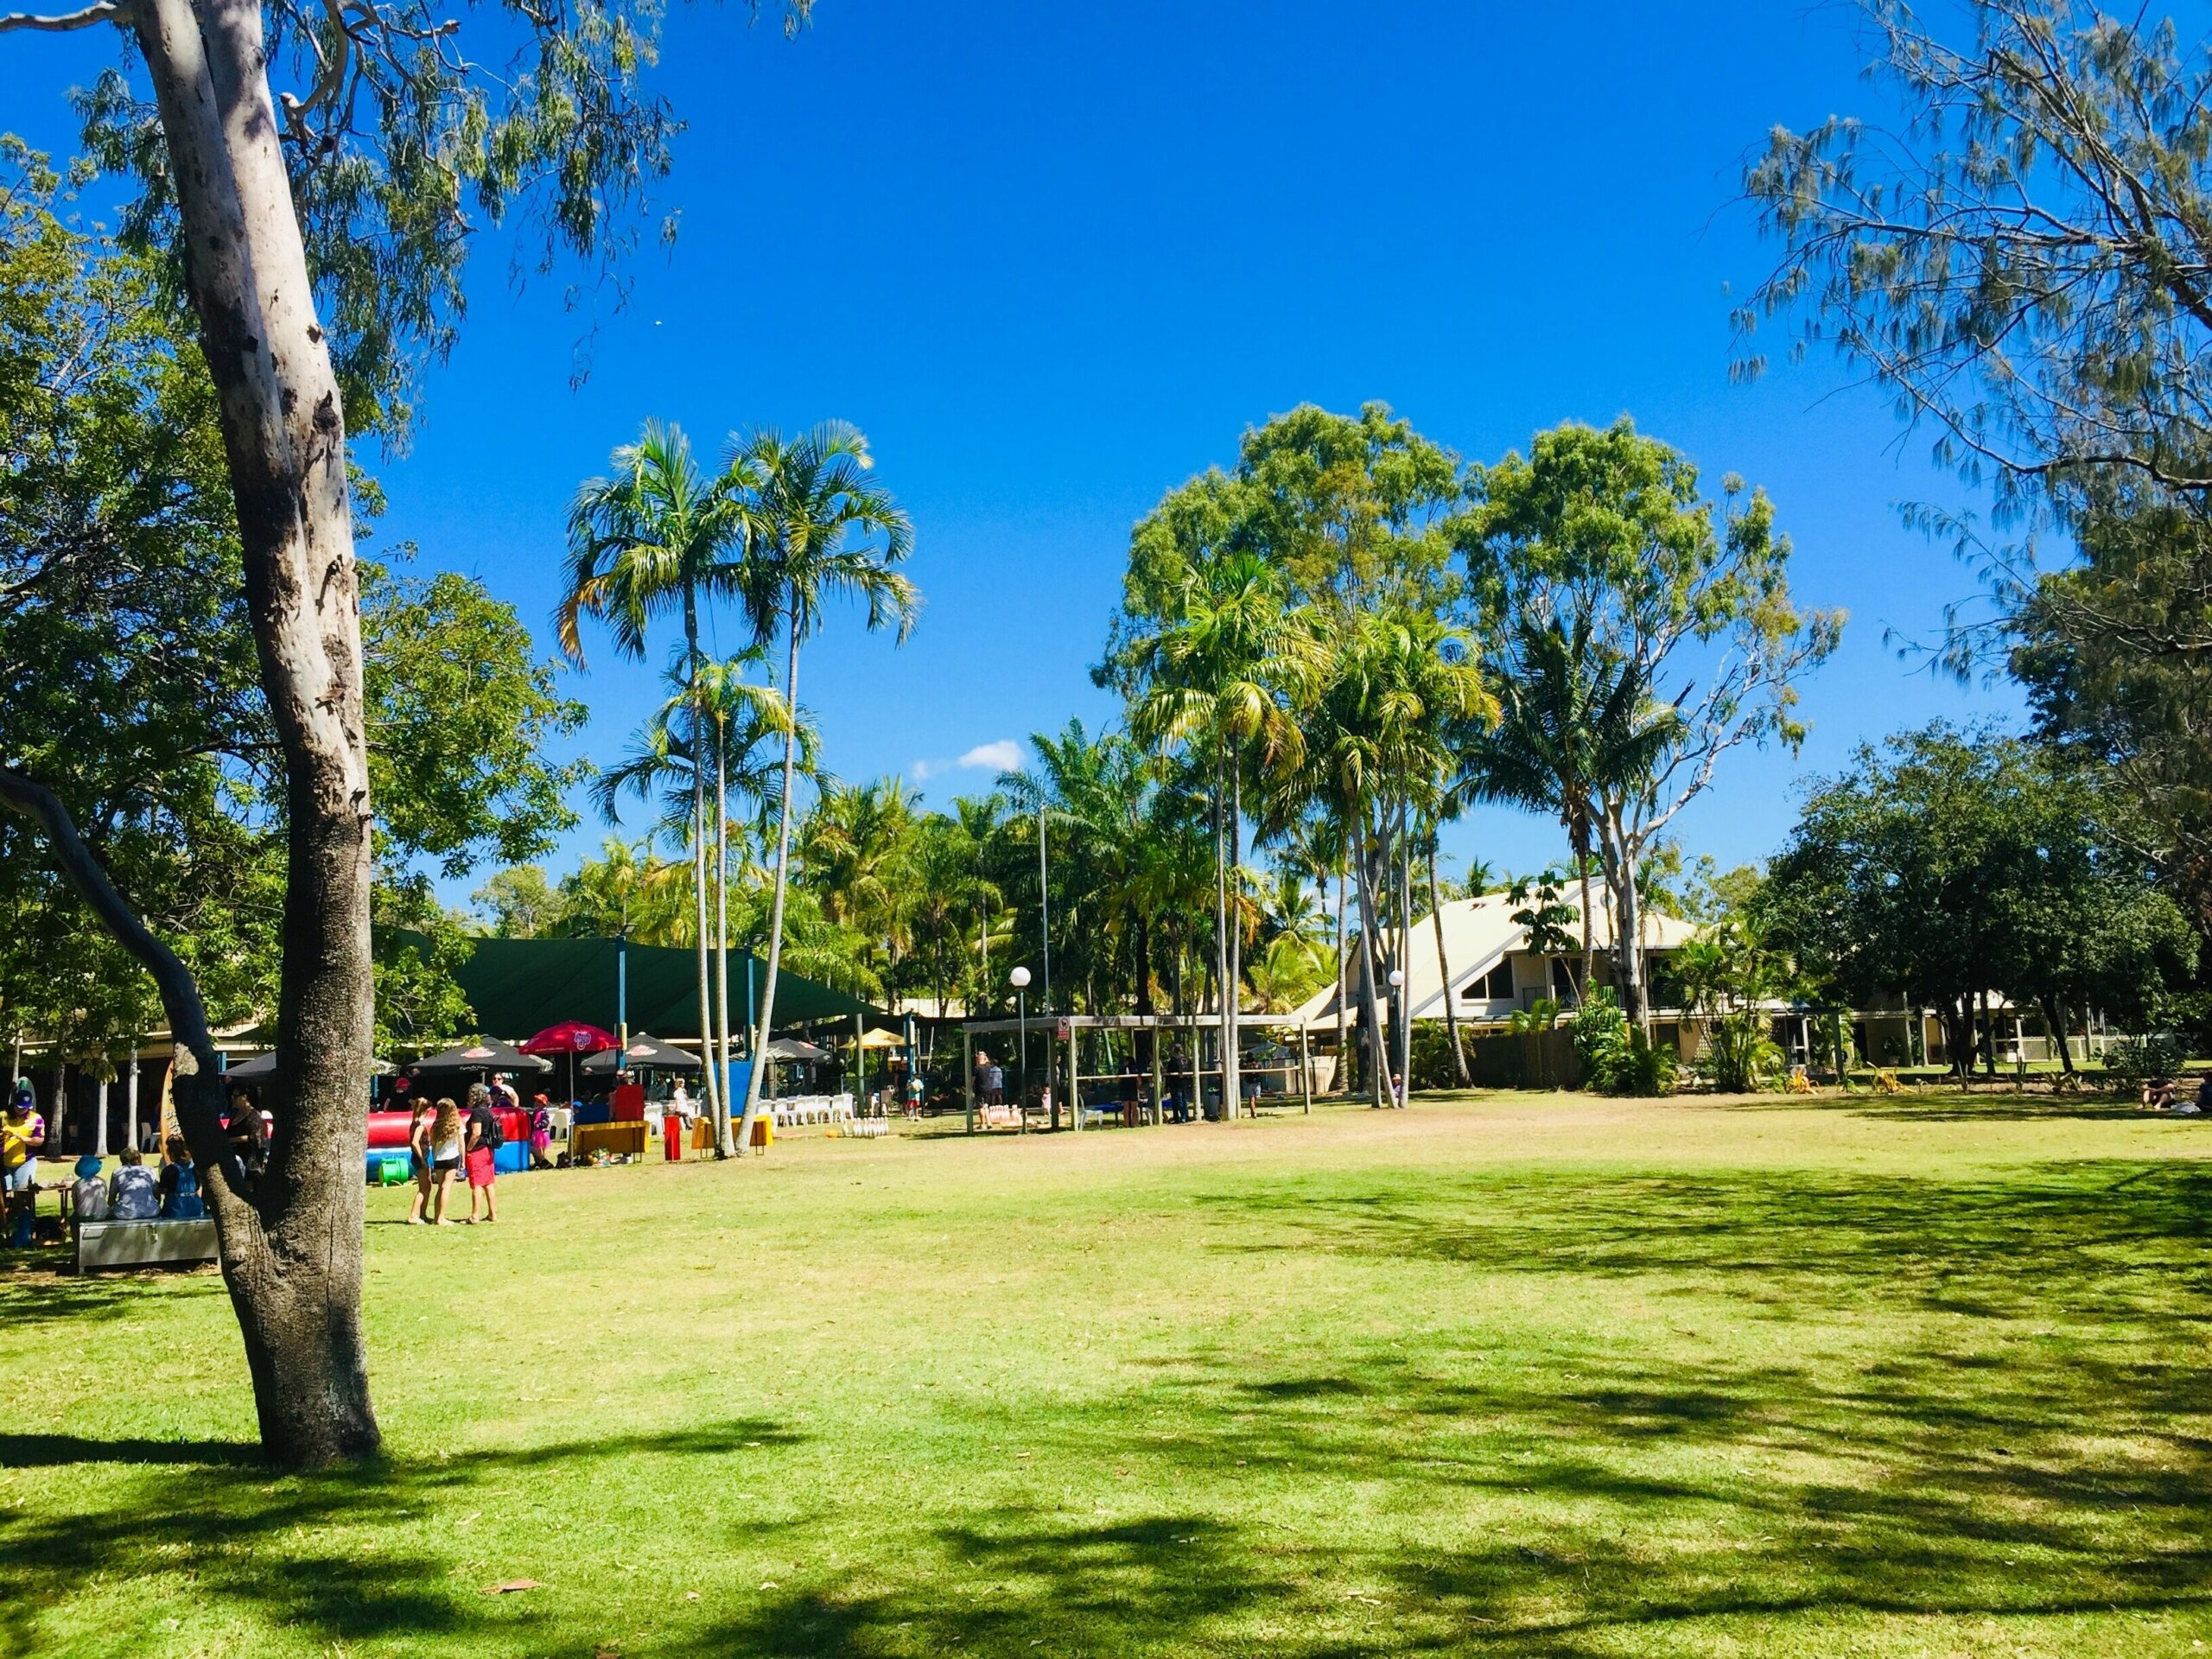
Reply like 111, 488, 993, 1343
1467, 615, 1679, 999
725, 422, 914, 1157
0, 0, 813, 1464
469, 866, 567, 938
366, 564, 587, 880
1741, 2, 2212, 931
1764, 725, 2196, 1080
1461, 419, 1842, 1027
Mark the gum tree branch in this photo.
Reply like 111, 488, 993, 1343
0, 0, 119, 30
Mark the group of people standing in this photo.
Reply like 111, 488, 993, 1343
403, 1081, 505, 1225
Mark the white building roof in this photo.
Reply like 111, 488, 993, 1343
1283, 891, 1703, 1030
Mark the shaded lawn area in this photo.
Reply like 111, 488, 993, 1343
4, 1091, 2212, 1656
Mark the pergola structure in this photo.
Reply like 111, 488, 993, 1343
957, 1011, 1314, 1133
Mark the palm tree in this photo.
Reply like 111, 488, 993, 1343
726, 422, 916, 1157
560, 422, 757, 1134
594, 658, 803, 1151
799, 777, 921, 990
1127, 550, 1316, 1120
1297, 607, 1492, 1105
908, 807, 1003, 1047
1469, 617, 1681, 1026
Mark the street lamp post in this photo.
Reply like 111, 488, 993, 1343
1010, 966, 1032, 1119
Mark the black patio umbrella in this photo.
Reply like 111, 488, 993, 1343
763, 1037, 830, 1063
409, 1039, 552, 1077
582, 1034, 702, 1075
226, 1052, 393, 1083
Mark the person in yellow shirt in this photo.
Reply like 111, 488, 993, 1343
3, 1085, 48, 1237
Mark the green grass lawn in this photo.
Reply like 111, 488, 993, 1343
5, 1090, 2212, 1657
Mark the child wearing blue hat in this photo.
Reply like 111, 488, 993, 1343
72, 1154, 109, 1222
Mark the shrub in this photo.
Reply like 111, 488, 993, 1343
2102, 1033, 2188, 1090
1571, 990, 1680, 1096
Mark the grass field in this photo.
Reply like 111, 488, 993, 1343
4, 1090, 2211, 1658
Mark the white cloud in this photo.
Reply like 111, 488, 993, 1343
911, 758, 938, 781
958, 739, 1023, 773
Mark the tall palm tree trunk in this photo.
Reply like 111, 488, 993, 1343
1211, 746, 1230, 1122
1335, 861, 1351, 1093
736, 607, 801, 1156
1225, 768, 1244, 1120
683, 592, 721, 1131
713, 735, 734, 1157
1429, 847, 1471, 1086
1573, 815, 1597, 1005
1395, 802, 1414, 1105
1351, 830, 1389, 1109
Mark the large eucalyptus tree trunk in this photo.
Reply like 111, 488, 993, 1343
71, 0, 378, 1465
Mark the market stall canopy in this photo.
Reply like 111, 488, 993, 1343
410, 1039, 552, 1075
763, 1037, 830, 1063
388, 931, 884, 1040
225, 1052, 392, 1080
518, 1020, 617, 1057
582, 1035, 701, 1074
856, 1027, 908, 1050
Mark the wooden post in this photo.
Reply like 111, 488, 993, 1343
1046, 1027, 1060, 1131
1149, 1018, 1164, 1127
963, 1026, 975, 1135
1068, 1024, 1080, 1134
1299, 1025, 1313, 1114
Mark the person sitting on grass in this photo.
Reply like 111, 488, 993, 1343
109, 1146, 159, 1220
2141, 1076, 2177, 1111
158, 1135, 205, 1220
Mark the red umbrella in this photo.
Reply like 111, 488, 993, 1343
517, 1021, 618, 1107
517, 1021, 618, 1056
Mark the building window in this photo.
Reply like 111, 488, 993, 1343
1462, 962, 1514, 1001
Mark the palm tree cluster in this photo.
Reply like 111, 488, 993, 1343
535, 402, 1830, 1121
557, 419, 913, 1157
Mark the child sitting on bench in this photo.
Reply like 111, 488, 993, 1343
158, 1135, 206, 1219
110, 1146, 159, 1220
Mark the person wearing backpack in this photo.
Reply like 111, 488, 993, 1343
463, 1082, 501, 1224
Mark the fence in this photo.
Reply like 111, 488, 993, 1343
1465, 1029, 1584, 1090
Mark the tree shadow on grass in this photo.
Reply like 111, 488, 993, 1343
0, 1419, 802, 1657
1203, 1158, 2212, 1321
1035, 1159, 2212, 1652
679, 1511, 1300, 1659
0, 1261, 223, 1331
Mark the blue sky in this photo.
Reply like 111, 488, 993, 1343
5, 0, 2017, 898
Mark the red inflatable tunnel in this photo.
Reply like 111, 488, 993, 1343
367, 1106, 528, 1149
